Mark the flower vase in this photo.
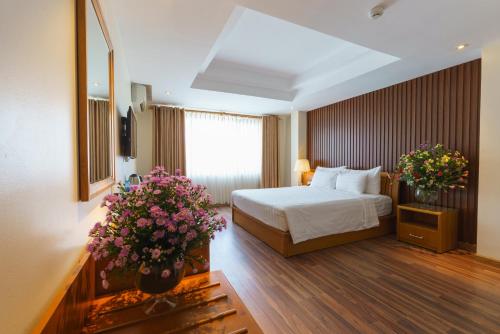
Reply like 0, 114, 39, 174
136, 263, 185, 314
414, 188, 439, 206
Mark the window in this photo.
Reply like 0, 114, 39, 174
185, 111, 262, 203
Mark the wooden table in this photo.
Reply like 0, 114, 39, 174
397, 203, 458, 253
84, 271, 262, 333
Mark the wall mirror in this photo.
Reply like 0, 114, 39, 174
77, 0, 115, 201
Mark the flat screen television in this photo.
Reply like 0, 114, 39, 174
121, 106, 137, 158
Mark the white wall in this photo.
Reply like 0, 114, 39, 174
102, 0, 136, 182
136, 110, 154, 175
290, 111, 308, 186
0, 0, 134, 332
477, 40, 500, 261
278, 115, 291, 187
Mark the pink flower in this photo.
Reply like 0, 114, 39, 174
153, 189, 162, 195
156, 218, 167, 226
119, 247, 129, 258
153, 230, 165, 240
186, 230, 197, 241
100, 270, 106, 280
203, 261, 210, 270
161, 269, 171, 279
196, 209, 207, 218
102, 280, 110, 289
106, 261, 115, 271
174, 260, 184, 270
150, 205, 162, 213
114, 237, 124, 247
131, 253, 139, 262
120, 227, 129, 236
104, 194, 120, 203
167, 223, 177, 232
151, 248, 161, 259
137, 218, 149, 228
178, 224, 188, 234
191, 268, 198, 274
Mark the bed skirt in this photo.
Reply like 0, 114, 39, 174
232, 205, 396, 257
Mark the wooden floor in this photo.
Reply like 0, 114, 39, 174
211, 207, 500, 334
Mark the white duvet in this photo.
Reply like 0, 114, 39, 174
231, 186, 382, 244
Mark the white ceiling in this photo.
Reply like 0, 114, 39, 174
106, 0, 500, 115
192, 8, 398, 102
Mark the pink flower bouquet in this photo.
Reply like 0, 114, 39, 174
87, 166, 226, 289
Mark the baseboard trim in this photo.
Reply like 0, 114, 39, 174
458, 241, 477, 253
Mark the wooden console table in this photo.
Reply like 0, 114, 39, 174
84, 271, 262, 333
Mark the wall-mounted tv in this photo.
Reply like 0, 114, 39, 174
120, 106, 137, 158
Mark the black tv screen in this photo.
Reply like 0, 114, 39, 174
121, 106, 136, 158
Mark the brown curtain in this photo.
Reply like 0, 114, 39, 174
88, 99, 111, 183
261, 115, 279, 188
130, 111, 137, 158
153, 105, 186, 174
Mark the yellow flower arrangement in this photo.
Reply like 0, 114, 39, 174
396, 144, 468, 192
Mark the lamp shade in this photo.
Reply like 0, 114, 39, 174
294, 159, 311, 173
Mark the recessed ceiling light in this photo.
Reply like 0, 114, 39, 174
165, 91, 171, 95
456, 43, 469, 51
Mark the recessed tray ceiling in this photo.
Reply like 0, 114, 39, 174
192, 8, 399, 101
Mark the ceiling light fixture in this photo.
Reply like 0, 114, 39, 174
165, 91, 171, 95
456, 43, 469, 51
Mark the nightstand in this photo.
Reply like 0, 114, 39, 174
397, 203, 458, 253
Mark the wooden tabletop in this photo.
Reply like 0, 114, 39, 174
84, 270, 262, 334
398, 202, 459, 214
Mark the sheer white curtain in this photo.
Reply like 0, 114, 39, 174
185, 111, 262, 204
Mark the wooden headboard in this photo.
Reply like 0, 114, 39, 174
302, 170, 400, 215
380, 172, 400, 216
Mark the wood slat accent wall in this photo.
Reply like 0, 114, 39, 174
307, 59, 481, 243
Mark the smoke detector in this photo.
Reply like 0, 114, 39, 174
369, 5, 385, 19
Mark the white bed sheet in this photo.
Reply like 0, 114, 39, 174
231, 187, 392, 243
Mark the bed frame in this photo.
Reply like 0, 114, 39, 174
232, 172, 400, 257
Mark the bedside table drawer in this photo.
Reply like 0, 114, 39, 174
398, 222, 438, 250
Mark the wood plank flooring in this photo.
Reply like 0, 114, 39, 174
211, 207, 500, 334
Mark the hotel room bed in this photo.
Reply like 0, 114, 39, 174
231, 172, 400, 257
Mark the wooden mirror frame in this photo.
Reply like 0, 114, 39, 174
77, 0, 116, 201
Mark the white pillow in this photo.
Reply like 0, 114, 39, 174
310, 169, 341, 189
345, 166, 382, 194
316, 166, 347, 172
336, 173, 367, 194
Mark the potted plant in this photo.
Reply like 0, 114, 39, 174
396, 144, 468, 205
87, 166, 226, 295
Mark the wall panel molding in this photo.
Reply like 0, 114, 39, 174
307, 59, 481, 243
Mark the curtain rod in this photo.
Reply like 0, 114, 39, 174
89, 96, 110, 101
150, 103, 268, 119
